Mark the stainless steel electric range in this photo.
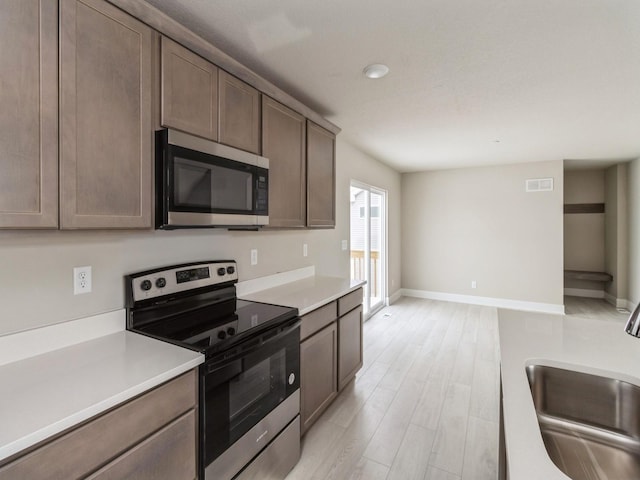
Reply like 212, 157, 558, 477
125, 261, 301, 480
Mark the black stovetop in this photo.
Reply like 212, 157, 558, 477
131, 297, 298, 355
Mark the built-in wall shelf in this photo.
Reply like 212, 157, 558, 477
564, 203, 605, 214
564, 270, 613, 282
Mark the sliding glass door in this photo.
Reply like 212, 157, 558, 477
350, 182, 386, 317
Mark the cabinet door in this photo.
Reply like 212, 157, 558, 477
338, 305, 363, 390
300, 322, 337, 434
218, 70, 261, 154
87, 411, 196, 480
0, 371, 196, 479
60, 0, 152, 229
306, 121, 336, 227
161, 36, 218, 140
0, 0, 58, 228
262, 97, 306, 227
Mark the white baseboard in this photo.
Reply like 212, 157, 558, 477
601, 296, 634, 312
603, 292, 630, 310
387, 290, 402, 305
400, 289, 565, 315
564, 288, 605, 299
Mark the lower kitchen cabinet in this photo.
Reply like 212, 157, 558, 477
338, 305, 363, 391
300, 322, 338, 434
299, 288, 364, 434
87, 411, 196, 480
0, 370, 197, 480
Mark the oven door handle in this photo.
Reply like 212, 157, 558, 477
206, 318, 300, 372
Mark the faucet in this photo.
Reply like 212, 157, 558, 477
624, 303, 640, 337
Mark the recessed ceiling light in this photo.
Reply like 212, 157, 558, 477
363, 63, 389, 79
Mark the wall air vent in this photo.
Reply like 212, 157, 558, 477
526, 178, 554, 192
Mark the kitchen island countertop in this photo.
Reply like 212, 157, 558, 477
499, 308, 640, 480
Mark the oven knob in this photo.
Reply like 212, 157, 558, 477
140, 280, 152, 291
227, 327, 236, 336
226, 266, 235, 275
155, 277, 166, 288
217, 267, 226, 276
288, 373, 296, 385
217, 330, 227, 340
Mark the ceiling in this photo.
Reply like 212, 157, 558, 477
145, 0, 640, 173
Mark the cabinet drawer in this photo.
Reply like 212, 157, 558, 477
300, 301, 337, 341
87, 410, 196, 480
338, 288, 363, 317
0, 370, 197, 480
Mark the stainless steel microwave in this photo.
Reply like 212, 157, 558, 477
155, 129, 269, 229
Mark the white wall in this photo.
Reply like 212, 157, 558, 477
629, 158, 640, 307
338, 139, 402, 302
401, 160, 564, 308
0, 137, 400, 336
604, 163, 629, 302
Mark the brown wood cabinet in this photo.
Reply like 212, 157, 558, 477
300, 322, 338, 434
0, 0, 58, 228
338, 305, 363, 390
306, 121, 336, 227
59, 0, 153, 229
86, 411, 196, 480
299, 288, 363, 434
218, 70, 261, 154
160, 36, 218, 140
262, 97, 306, 228
0, 370, 198, 480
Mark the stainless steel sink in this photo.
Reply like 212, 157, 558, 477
526, 364, 640, 480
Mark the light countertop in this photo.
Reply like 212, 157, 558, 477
239, 274, 365, 316
0, 329, 203, 462
498, 308, 640, 480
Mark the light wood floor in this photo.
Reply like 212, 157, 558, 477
563, 295, 630, 321
286, 297, 501, 480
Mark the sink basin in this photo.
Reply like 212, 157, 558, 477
526, 364, 640, 480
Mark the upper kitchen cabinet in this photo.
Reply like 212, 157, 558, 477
218, 71, 261, 154
59, 0, 153, 229
160, 36, 218, 141
0, 1, 58, 228
306, 121, 336, 228
262, 97, 306, 228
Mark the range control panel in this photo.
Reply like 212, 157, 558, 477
129, 261, 237, 303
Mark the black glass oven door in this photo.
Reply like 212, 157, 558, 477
201, 322, 300, 467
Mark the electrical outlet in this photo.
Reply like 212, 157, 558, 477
341, 240, 348, 251
471, 280, 477, 289
303, 244, 308, 257
74, 266, 92, 295
250, 249, 258, 266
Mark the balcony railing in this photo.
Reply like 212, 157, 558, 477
350, 249, 379, 297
